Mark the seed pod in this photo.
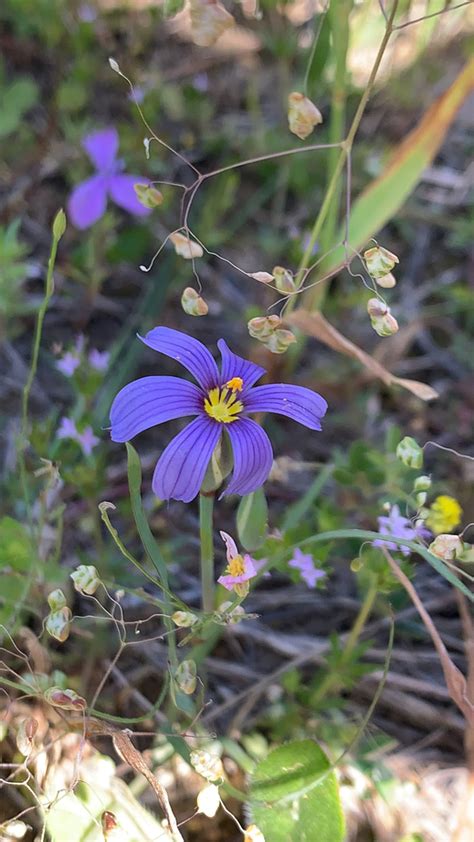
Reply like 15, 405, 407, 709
189, 0, 235, 47
376, 272, 396, 289
170, 231, 203, 259
264, 328, 297, 354
190, 749, 224, 781
363, 245, 399, 279
367, 298, 399, 336
175, 659, 197, 695
16, 717, 38, 757
133, 183, 163, 209
181, 286, 208, 316
46, 607, 72, 642
172, 610, 199, 628
47, 589, 67, 611
416, 491, 427, 507
197, 783, 220, 817
44, 687, 86, 711
288, 92, 323, 140
248, 315, 282, 342
250, 271, 274, 284
414, 475, 431, 492
272, 266, 296, 293
71, 564, 101, 596
396, 436, 423, 469
429, 534, 464, 561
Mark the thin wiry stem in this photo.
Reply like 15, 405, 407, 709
393, 0, 471, 30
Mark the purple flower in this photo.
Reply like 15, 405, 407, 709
56, 417, 99, 456
374, 504, 429, 557
109, 327, 328, 503
57, 352, 81, 377
218, 531, 257, 597
57, 417, 78, 441
288, 548, 325, 588
88, 349, 110, 372
68, 127, 151, 230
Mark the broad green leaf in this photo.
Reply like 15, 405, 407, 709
0, 516, 33, 572
322, 58, 474, 276
237, 488, 268, 551
248, 740, 345, 842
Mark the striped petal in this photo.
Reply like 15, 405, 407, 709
244, 384, 327, 430
222, 418, 273, 498
139, 327, 219, 391
110, 376, 203, 442
152, 416, 221, 502
218, 339, 266, 392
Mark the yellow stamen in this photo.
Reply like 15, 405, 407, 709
228, 555, 245, 577
225, 377, 243, 392
204, 385, 243, 423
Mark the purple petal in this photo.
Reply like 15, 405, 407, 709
222, 418, 273, 498
82, 128, 118, 172
139, 327, 219, 392
109, 174, 151, 216
110, 376, 203, 442
68, 174, 108, 229
152, 417, 221, 502
244, 384, 327, 431
217, 339, 266, 392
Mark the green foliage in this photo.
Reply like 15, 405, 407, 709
0, 219, 31, 318
248, 740, 345, 842
0, 516, 35, 627
237, 488, 268, 551
0, 67, 38, 138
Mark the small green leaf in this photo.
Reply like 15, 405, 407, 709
248, 740, 345, 842
237, 488, 268, 551
0, 516, 33, 572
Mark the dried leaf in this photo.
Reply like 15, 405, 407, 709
287, 309, 438, 401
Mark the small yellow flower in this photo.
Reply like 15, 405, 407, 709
426, 495, 462, 535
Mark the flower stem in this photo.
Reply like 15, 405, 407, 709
199, 492, 215, 613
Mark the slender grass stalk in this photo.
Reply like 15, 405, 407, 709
199, 493, 215, 613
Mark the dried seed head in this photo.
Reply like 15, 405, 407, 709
46, 607, 72, 642
133, 183, 164, 209
396, 436, 423, 469
250, 271, 274, 284
288, 92, 323, 140
264, 328, 297, 354
71, 564, 101, 596
429, 534, 464, 561
367, 298, 399, 336
16, 717, 38, 757
197, 783, 220, 817
248, 315, 282, 341
175, 659, 197, 695
364, 245, 399, 279
47, 588, 67, 611
172, 610, 199, 628
181, 286, 208, 316
376, 272, 396, 289
190, 749, 224, 781
189, 0, 235, 48
272, 266, 296, 293
44, 687, 86, 711
170, 231, 204, 259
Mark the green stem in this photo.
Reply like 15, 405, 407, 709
199, 493, 215, 613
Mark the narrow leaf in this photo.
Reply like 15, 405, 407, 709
237, 488, 268, 551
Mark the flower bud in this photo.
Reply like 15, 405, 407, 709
189, 0, 235, 48
16, 717, 38, 757
272, 266, 296, 293
288, 92, 323, 140
46, 607, 72, 642
396, 436, 423, 469
44, 687, 86, 711
416, 491, 427, 507
197, 783, 220, 818
190, 749, 224, 781
250, 271, 274, 284
429, 534, 464, 561
47, 589, 67, 611
102, 812, 126, 841
367, 298, 399, 336
71, 564, 101, 596
414, 475, 431, 492
52, 208, 67, 241
172, 611, 199, 628
248, 315, 281, 342
175, 659, 197, 695
264, 329, 297, 354
244, 825, 266, 842
133, 183, 163, 209
376, 272, 396, 289
181, 286, 208, 316
364, 245, 399, 279
170, 231, 203, 259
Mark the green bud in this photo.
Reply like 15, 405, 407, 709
52, 208, 67, 240
396, 436, 423, 469
175, 659, 197, 695
133, 183, 163, 209
416, 491, 427, 507
367, 298, 399, 336
364, 245, 399, 279
414, 475, 431, 492
70, 564, 101, 596
47, 588, 67, 611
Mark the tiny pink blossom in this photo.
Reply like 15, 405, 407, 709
88, 349, 110, 372
288, 548, 325, 588
76, 426, 100, 456
56, 417, 99, 456
218, 555, 257, 590
218, 530, 257, 594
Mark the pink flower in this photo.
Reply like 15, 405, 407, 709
217, 531, 257, 597
56, 417, 99, 456
288, 548, 325, 588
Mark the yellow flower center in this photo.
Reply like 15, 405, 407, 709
204, 382, 244, 423
426, 495, 462, 535
228, 554, 245, 577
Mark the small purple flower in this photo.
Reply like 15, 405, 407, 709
68, 127, 151, 230
57, 417, 78, 441
109, 328, 328, 503
88, 349, 110, 372
56, 417, 99, 456
374, 504, 429, 557
192, 73, 209, 93
56, 352, 81, 377
217, 531, 257, 597
288, 548, 325, 588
